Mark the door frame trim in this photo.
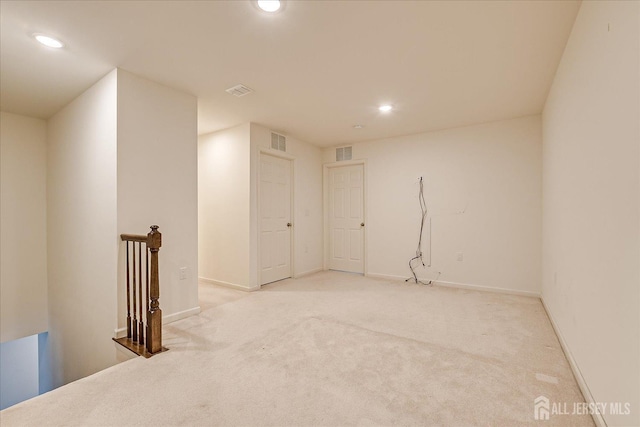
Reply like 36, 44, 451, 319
257, 148, 295, 287
322, 159, 367, 274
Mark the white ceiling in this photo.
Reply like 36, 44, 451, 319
0, 0, 580, 147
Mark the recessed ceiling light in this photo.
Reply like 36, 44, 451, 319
353, 124, 364, 129
33, 33, 64, 49
257, 0, 281, 12
379, 105, 393, 113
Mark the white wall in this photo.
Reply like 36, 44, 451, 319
0, 112, 48, 343
46, 69, 199, 387
323, 116, 542, 295
47, 70, 118, 387
198, 124, 252, 289
198, 123, 323, 290
117, 69, 199, 325
250, 124, 324, 282
542, 1, 639, 425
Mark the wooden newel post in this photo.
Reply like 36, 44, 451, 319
146, 225, 162, 354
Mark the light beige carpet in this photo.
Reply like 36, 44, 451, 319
1, 271, 593, 426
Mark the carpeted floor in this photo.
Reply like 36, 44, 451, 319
1, 271, 593, 426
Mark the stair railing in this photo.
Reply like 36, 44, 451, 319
115, 225, 164, 356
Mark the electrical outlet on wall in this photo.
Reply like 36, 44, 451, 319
456, 252, 463, 262
179, 267, 188, 280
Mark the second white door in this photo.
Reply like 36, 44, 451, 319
329, 164, 364, 274
259, 153, 292, 285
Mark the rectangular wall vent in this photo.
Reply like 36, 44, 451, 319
336, 146, 352, 161
225, 84, 253, 97
271, 132, 286, 152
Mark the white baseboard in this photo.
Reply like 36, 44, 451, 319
434, 279, 540, 298
366, 272, 415, 282
199, 276, 260, 292
541, 298, 606, 427
294, 268, 322, 279
162, 306, 201, 324
366, 272, 540, 298
112, 306, 201, 339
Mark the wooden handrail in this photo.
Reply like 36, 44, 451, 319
115, 225, 165, 357
120, 234, 147, 243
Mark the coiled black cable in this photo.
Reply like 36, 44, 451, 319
406, 177, 431, 285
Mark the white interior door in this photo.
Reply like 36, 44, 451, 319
259, 153, 292, 285
329, 164, 364, 273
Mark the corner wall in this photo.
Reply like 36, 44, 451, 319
44, 68, 199, 388
47, 70, 118, 387
117, 69, 199, 325
542, 1, 639, 425
250, 124, 324, 282
0, 112, 48, 343
323, 115, 542, 295
198, 123, 323, 290
198, 124, 252, 289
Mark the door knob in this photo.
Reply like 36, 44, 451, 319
287, 222, 292, 227
361, 222, 365, 227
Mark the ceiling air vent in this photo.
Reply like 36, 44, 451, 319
271, 132, 286, 152
336, 146, 352, 161
225, 84, 253, 97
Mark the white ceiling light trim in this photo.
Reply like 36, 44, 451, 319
257, 0, 281, 13
32, 33, 64, 49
